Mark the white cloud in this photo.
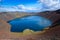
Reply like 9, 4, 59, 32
8, 4, 40, 12
25, 7, 38, 10
17, 5, 26, 10
27, 7, 37, 10
0, 7, 7, 12
0, 5, 29, 12
0, 0, 60, 12
0, 7, 17, 12
39, 0, 59, 6
0, 4, 39, 12
16, 4, 39, 10
38, 0, 60, 11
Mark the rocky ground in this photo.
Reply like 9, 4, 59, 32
0, 10, 60, 40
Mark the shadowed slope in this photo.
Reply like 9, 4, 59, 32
28, 25, 60, 40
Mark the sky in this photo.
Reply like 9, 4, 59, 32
0, 0, 60, 12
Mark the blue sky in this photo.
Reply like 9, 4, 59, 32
0, 0, 60, 12
1, 0, 37, 6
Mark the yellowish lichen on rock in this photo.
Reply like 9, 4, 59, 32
23, 29, 34, 35
23, 29, 35, 36
10, 27, 49, 36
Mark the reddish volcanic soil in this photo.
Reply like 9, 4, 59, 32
29, 25, 60, 40
0, 10, 60, 40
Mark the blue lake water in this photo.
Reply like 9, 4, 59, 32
8, 16, 52, 32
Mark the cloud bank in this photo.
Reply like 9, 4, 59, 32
39, 0, 60, 11
0, 0, 60, 12
0, 4, 40, 12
